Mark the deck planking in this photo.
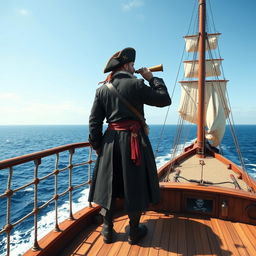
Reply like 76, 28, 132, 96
60, 211, 256, 256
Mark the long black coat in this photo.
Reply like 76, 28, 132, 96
88, 71, 171, 212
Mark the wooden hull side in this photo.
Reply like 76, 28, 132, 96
150, 183, 256, 225
23, 205, 101, 256
156, 144, 256, 225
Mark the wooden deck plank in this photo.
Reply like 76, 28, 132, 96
114, 215, 132, 256
185, 216, 196, 256
217, 219, 241, 255
96, 215, 128, 256
158, 214, 172, 256
190, 216, 205, 256
115, 236, 131, 255
246, 224, 256, 241
59, 224, 99, 256
84, 224, 105, 256
233, 222, 256, 256
239, 223, 256, 251
177, 216, 187, 256
203, 218, 224, 256
104, 216, 129, 256
75, 232, 101, 256
137, 211, 160, 256
211, 218, 232, 256
196, 217, 213, 255
168, 215, 178, 256
59, 211, 256, 256
148, 213, 165, 256
224, 221, 250, 256
78, 224, 102, 255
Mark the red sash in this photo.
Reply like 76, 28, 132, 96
108, 120, 141, 166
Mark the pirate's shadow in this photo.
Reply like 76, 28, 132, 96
115, 213, 233, 255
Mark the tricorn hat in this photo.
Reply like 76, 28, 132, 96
103, 47, 136, 73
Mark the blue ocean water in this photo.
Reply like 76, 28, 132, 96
0, 124, 255, 256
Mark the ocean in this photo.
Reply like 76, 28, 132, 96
0, 125, 255, 256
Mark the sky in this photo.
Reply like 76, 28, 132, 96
0, 0, 256, 125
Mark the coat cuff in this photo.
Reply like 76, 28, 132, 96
88, 135, 101, 150
149, 77, 166, 89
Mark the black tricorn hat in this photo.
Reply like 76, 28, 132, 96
103, 47, 136, 73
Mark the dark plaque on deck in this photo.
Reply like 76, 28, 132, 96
186, 197, 213, 214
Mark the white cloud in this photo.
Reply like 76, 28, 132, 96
122, 0, 144, 11
0, 92, 21, 100
0, 95, 90, 125
17, 8, 30, 16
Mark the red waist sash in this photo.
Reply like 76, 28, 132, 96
108, 120, 141, 166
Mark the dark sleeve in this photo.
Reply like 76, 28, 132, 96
88, 90, 105, 150
138, 77, 172, 107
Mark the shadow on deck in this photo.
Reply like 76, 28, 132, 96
59, 211, 256, 256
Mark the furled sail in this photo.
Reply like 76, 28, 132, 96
184, 59, 222, 78
179, 80, 229, 146
184, 33, 220, 52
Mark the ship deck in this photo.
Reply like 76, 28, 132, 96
59, 211, 256, 256
162, 155, 249, 190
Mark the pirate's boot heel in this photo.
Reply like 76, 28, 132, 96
127, 212, 148, 245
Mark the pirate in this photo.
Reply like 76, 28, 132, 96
88, 47, 171, 244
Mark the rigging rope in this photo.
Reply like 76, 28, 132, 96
164, 39, 199, 179
154, 46, 183, 156
208, 0, 217, 32
206, 36, 254, 192
159, 0, 254, 193
154, 0, 198, 156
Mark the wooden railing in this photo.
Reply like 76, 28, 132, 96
0, 142, 95, 256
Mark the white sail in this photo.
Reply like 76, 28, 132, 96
184, 34, 220, 52
179, 80, 229, 146
184, 59, 222, 78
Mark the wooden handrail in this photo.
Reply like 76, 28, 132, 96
0, 142, 91, 170
159, 182, 256, 200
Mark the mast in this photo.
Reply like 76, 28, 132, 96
197, 0, 206, 157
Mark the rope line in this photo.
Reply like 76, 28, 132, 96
155, 0, 198, 157
205, 32, 253, 192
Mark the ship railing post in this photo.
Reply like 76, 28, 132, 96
3, 166, 14, 256
54, 153, 61, 232
32, 158, 42, 251
0, 142, 94, 254
68, 149, 74, 220
88, 146, 93, 208
88, 146, 92, 184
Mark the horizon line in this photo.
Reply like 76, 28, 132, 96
0, 123, 255, 126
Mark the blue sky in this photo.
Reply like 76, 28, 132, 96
1, 0, 256, 125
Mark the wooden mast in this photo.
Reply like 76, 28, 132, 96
197, 0, 206, 157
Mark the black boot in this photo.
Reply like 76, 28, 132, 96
100, 202, 115, 244
127, 212, 148, 245
101, 212, 113, 244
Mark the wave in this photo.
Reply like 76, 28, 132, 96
155, 139, 196, 168
0, 188, 90, 256
248, 168, 256, 179
246, 163, 256, 167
